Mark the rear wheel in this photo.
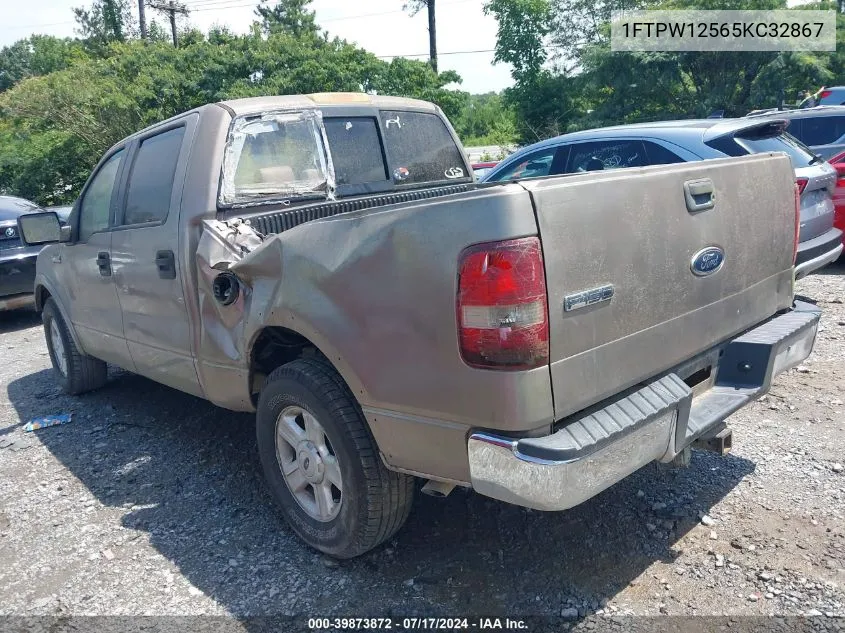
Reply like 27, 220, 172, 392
256, 358, 414, 558
42, 298, 107, 395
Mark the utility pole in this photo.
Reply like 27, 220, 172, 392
404, 0, 438, 72
148, 0, 188, 46
138, 0, 147, 39
427, 0, 437, 73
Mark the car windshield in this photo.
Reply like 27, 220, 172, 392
220, 112, 329, 205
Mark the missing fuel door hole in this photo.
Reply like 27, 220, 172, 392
213, 271, 240, 306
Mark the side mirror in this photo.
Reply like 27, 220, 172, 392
16, 212, 68, 246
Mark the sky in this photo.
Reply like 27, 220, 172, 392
0, 0, 514, 94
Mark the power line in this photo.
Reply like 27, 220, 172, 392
190, 0, 477, 16
2, 0, 482, 35
376, 47, 495, 59
148, 0, 189, 45
190, 2, 261, 11
181, 0, 257, 8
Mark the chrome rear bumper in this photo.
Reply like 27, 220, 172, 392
468, 301, 821, 511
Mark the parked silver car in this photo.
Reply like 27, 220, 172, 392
482, 118, 843, 279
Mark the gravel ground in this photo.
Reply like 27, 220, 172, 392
0, 265, 843, 626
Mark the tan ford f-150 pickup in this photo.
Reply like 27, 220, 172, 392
17, 93, 821, 558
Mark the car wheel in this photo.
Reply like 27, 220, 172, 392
42, 298, 107, 395
256, 357, 415, 558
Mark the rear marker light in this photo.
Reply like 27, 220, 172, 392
820, 89, 832, 99
796, 177, 809, 195
457, 237, 549, 370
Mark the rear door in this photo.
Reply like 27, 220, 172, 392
523, 154, 797, 420
110, 116, 202, 396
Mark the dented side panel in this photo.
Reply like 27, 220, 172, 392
195, 184, 553, 481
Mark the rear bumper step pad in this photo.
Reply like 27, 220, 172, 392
467, 301, 820, 511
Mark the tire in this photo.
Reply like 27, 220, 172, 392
256, 357, 414, 558
42, 298, 107, 395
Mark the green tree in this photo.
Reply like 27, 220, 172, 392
73, 0, 137, 51
0, 36, 86, 93
0, 21, 469, 204
451, 92, 517, 145
484, 0, 551, 80
256, 0, 321, 39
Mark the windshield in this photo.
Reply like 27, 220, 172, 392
220, 111, 329, 205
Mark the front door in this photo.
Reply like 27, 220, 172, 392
58, 147, 134, 368
110, 118, 202, 396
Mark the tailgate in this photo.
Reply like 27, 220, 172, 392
522, 154, 796, 420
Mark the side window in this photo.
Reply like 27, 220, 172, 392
488, 147, 562, 182
786, 118, 803, 140
565, 140, 646, 173
643, 141, 685, 165
123, 127, 185, 226
793, 116, 845, 146
78, 149, 124, 242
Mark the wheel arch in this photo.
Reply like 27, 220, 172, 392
248, 325, 368, 409
34, 280, 85, 354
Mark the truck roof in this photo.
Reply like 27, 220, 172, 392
118, 93, 440, 147
217, 92, 438, 115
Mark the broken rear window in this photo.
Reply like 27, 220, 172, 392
220, 111, 330, 206
380, 111, 469, 185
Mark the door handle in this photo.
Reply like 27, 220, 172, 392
96, 251, 111, 277
155, 250, 176, 279
684, 178, 715, 212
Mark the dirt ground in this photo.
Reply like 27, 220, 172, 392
0, 264, 843, 627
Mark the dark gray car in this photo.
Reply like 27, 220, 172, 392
0, 195, 45, 310
482, 118, 843, 279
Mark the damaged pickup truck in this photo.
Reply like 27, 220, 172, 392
18, 93, 821, 558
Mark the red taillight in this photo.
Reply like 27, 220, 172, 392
796, 177, 809, 195
793, 183, 801, 264
457, 237, 549, 370
820, 89, 832, 99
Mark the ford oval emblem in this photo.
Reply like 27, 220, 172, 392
691, 246, 724, 277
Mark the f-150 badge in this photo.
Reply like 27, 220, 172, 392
564, 284, 614, 312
